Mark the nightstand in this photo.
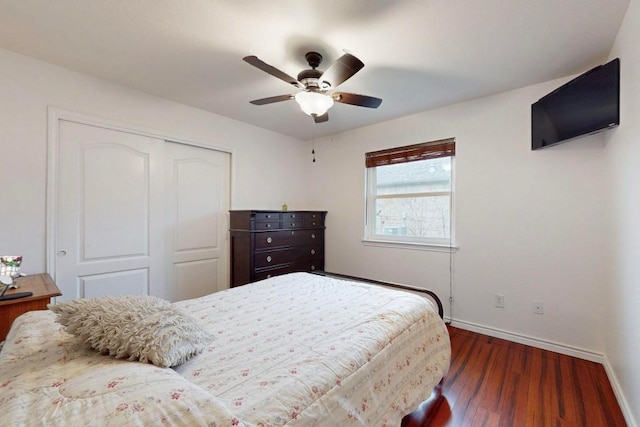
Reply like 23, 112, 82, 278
0, 273, 61, 341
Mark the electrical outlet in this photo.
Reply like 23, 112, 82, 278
494, 294, 505, 308
533, 301, 544, 314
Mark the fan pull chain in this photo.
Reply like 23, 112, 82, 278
312, 123, 317, 162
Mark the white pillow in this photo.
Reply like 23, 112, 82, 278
49, 295, 211, 367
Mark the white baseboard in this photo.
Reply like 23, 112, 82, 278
446, 318, 637, 426
447, 318, 603, 363
603, 355, 638, 427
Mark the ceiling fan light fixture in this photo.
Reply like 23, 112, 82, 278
294, 91, 334, 117
244, 52, 381, 123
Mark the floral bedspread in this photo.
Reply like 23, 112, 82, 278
0, 272, 450, 426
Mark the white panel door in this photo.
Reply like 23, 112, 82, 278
165, 142, 230, 301
56, 121, 165, 300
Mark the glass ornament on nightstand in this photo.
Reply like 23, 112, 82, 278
0, 255, 22, 277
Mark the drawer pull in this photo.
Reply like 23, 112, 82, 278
266, 237, 272, 244
311, 222, 317, 226
266, 214, 271, 218
291, 214, 296, 218
311, 265, 316, 271
290, 223, 295, 227
311, 249, 316, 255
266, 256, 272, 263
266, 224, 271, 228
311, 233, 315, 239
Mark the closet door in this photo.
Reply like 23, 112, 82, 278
54, 120, 231, 302
165, 142, 230, 301
56, 121, 165, 300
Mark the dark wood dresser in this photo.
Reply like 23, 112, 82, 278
229, 210, 326, 287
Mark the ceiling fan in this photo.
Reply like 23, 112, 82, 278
243, 51, 382, 123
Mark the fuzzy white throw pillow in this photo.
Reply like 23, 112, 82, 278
49, 295, 211, 367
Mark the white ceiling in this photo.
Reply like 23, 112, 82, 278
0, 0, 629, 140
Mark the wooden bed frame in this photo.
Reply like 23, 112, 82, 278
312, 271, 447, 426
313, 271, 444, 319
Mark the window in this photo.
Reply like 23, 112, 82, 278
365, 138, 455, 247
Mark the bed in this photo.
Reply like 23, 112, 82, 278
0, 272, 450, 426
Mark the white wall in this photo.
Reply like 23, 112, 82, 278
309, 76, 609, 356
605, 0, 640, 424
0, 49, 308, 276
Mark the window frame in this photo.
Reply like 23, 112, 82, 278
363, 138, 456, 251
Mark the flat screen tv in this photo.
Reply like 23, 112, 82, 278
531, 58, 620, 150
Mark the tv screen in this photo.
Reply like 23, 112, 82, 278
531, 58, 620, 150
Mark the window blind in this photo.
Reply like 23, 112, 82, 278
365, 137, 455, 168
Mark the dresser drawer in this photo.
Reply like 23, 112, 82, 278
282, 212, 302, 221
301, 244, 323, 259
306, 229, 323, 242
256, 230, 295, 249
282, 220, 303, 229
299, 258, 323, 272
252, 221, 280, 230
254, 244, 323, 268
304, 212, 324, 227
254, 247, 299, 268
254, 212, 281, 221
255, 229, 323, 249
303, 212, 323, 222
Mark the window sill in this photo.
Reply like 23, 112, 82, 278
362, 238, 458, 253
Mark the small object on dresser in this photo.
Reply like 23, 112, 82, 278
281, 203, 288, 211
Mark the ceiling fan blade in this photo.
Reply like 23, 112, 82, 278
319, 53, 365, 88
243, 56, 303, 89
333, 92, 382, 108
314, 112, 329, 123
249, 94, 294, 105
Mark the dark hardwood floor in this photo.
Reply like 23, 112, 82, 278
404, 326, 627, 426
